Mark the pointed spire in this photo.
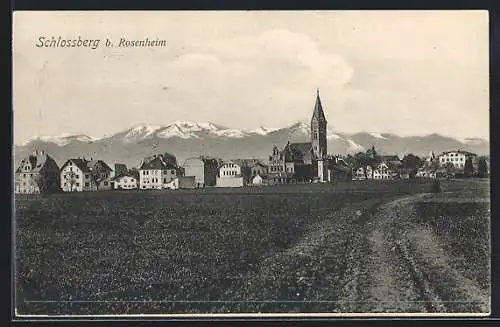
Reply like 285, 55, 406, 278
312, 88, 326, 122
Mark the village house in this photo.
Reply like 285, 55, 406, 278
232, 159, 269, 185
111, 173, 138, 190
251, 173, 269, 186
217, 161, 244, 187
139, 154, 177, 190
183, 156, 219, 188
60, 157, 113, 192
352, 165, 373, 181
372, 162, 393, 180
15, 150, 60, 194
268, 89, 328, 184
438, 150, 478, 171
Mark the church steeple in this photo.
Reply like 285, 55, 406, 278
312, 88, 326, 123
311, 89, 328, 160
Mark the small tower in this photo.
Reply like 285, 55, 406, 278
311, 88, 328, 160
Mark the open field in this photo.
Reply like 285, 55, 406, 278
14, 179, 490, 315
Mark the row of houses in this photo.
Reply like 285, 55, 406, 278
14, 147, 488, 194
14, 150, 272, 194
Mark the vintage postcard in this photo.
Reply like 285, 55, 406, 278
12, 10, 490, 318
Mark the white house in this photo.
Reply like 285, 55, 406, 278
352, 166, 373, 181
60, 158, 113, 192
112, 174, 138, 190
438, 150, 477, 170
139, 155, 177, 190
251, 173, 269, 186
372, 162, 392, 180
217, 161, 243, 187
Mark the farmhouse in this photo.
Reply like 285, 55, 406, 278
217, 161, 244, 187
15, 150, 60, 194
139, 155, 177, 190
111, 173, 138, 190
183, 156, 219, 188
60, 158, 113, 192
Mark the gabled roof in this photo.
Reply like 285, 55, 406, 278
311, 89, 326, 122
16, 151, 57, 173
111, 173, 137, 181
88, 159, 113, 172
61, 158, 92, 173
140, 156, 174, 170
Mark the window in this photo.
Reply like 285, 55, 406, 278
171, 170, 175, 174
76, 183, 80, 187
164, 178, 167, 183
23, 174, 26, 177
104, 182, 108, 186
85, 174, 89, 178
85, 182, 89, 187
76, 174, 79, 178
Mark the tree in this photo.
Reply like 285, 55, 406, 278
402, 154, 423, 178
162, 152, 177, 167
477, 157, 488, 178
464, 157, 474, 177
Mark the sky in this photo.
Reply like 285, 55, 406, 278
13, 10, 489, 144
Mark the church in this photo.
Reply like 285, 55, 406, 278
268, 89, 330, 183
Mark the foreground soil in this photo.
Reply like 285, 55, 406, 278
15, 179, 490, 315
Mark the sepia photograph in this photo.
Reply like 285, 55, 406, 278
12, 10, 490, 317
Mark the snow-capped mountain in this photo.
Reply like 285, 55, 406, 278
20, 133, 99, 147
14, 121, 489, 169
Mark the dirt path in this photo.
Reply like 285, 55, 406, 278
339, 194, 490, 314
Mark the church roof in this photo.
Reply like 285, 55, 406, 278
311, 89, 326, 122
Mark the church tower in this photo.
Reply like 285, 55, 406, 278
311, 89, 328, 160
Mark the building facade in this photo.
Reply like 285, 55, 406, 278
183, 157, 219, 188
112, 174, 138, 190
60, 158, 113, 192
217, 161, 244, 187
15, 150, 60, 194
139, 155, 177, 190
438, 150, 477, 171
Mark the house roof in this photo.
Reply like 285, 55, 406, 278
140, 156, 175, 170
232, 159, 268, 168
16, 151, 58, 173
88, 159, 113, 172
62, 158, 92, 173
111, 173, 137, 181
380, 155, 401, 162
440, 150, 477, 156
61, 158, 113, 173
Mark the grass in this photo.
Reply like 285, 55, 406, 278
14, 178, 489, 315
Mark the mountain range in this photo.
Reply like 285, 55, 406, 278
14, 121, 490, 169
